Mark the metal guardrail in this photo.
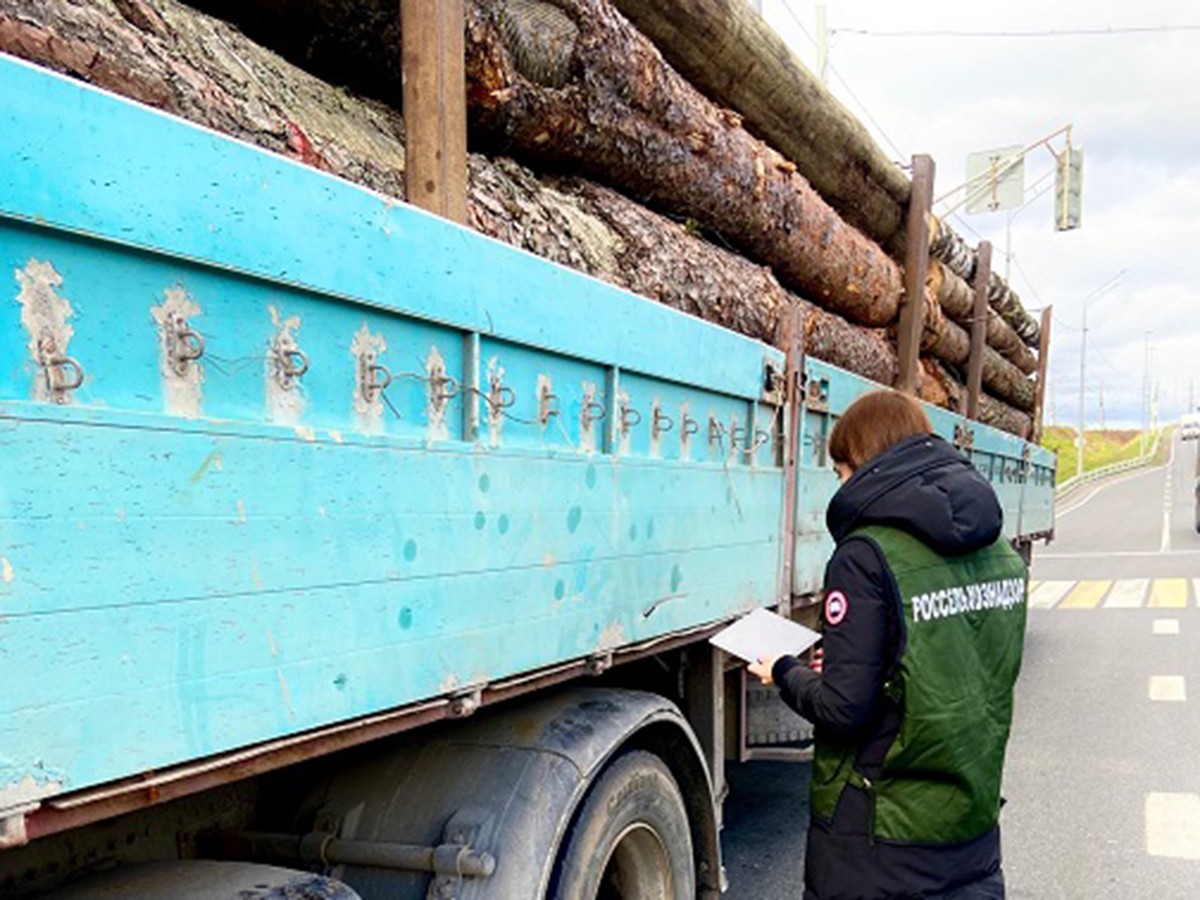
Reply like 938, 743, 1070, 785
1055, 429, 1164, 498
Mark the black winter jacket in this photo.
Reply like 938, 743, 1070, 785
772, 434, 1016, 900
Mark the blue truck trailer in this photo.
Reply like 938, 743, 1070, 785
0, 55, 1055, 898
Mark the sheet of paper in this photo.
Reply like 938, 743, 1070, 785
709, 607, 822, 664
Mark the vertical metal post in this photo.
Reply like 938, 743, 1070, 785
684, 646, 727, 827
1031, 306, 1052, 444
776, 309, 806, 618
401, 0, 468, 224
896, 155, 935, 395
963, 241, 992, 420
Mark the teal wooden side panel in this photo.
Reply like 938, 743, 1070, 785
792, 359, 1056, 597
0, 58, 785, 809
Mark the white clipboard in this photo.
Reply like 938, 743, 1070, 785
709, 607, 822, 664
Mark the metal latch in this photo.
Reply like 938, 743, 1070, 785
36, 334, 84, 403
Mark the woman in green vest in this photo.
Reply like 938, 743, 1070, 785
750, 390, 1027, 899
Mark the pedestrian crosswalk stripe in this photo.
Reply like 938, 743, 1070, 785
1149, 579, 1188, 609
1029, 580, 1074, 609
1104, 579, 1149, 609
1149, 675, 1187, 702
1060, 580, 1112, 609
1023, 578, 1200, 610
1145, 793, 1200, 859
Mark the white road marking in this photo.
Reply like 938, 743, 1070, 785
1104, 579, 1148, 609
1146, 793, 1200, 860
1152, 618, 1180, 635
1056, 463, 1168, 518
1149, 675, 1187, 702
1028, 580, 1074, 609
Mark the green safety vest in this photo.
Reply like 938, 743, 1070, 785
810, 524, 1027, 844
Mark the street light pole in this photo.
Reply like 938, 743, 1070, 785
1076, 270, 1127, 479
1141, 331, 1152, 456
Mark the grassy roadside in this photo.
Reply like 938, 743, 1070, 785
1040, 426, 1161, 485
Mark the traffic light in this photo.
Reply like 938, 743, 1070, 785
1055, 148, 1083, 231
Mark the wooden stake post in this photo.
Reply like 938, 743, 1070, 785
401, 0, 468, 224
896, 155, 935, 394
964, 241, 992, 420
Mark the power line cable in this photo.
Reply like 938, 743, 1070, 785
833, 24, 1200, 39
776, 0, 909, 161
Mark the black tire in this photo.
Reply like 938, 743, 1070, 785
550, 750, 695, 900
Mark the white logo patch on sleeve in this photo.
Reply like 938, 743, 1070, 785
824, 590, 849, 626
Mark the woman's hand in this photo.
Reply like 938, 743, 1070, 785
748, 656, 781, 685
809, 648, 824, 674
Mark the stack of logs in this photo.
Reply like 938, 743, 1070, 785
0, 0, 1045, 436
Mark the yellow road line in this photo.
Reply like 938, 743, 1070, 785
1060, 580, 1112, 609
1150, 579, 1188, 609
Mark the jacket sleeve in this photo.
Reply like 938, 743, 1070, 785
772, 538, 896, 737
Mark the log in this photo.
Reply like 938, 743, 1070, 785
608, 0, 909, 257
0, 0, 1037, 430
928, 262, 1037, 374
609, 0, 1042, 351
929, 362, 1033, 438
182, 0, 1042, 366
190, 0, 906, 328
930, 218, 1041, 345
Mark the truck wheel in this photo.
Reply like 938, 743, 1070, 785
551, 750, 695, 900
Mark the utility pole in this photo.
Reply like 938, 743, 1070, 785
816, 2, 829, 83
1099, 378, 1105, 431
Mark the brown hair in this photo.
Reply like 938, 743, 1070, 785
828, 390, 933, 472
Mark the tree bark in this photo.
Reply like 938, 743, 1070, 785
0, 0, 1035, 429
187, 0, 907, 328
608, 0, 909, 257
182, 0, 1041, 365
931, 218, 1041, 345
928, 262, 1037, 374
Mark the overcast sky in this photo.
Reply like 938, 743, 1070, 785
762, 0, 1200, 429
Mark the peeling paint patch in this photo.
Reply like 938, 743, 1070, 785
189, 450, 223, 484
598, 622, 627, 651
15, 259, 74, 404
425, 345, 451, 441
150, 287, 204, 418
679, 401, 693, 461
266, 306, 306, 425
278, 671, 296, 720
235, 499, 248, 524
0, 557, 12, 584
293, 425, 317, 442
485, 356, 509, 448
0, 773, 65, 816
617, 389, 632, 456
580, 381, 598, 453
439, 673, 461, 693
329, 429, 344, 444
350, 324, 387, 433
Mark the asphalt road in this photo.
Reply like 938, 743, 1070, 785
720, 437, 1200, 899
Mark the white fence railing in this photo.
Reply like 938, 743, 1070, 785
1055, 429, 1164, 498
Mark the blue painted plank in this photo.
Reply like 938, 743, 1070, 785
0, 54, 781, 400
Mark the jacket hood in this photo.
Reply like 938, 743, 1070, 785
826, 433, 1003, 555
